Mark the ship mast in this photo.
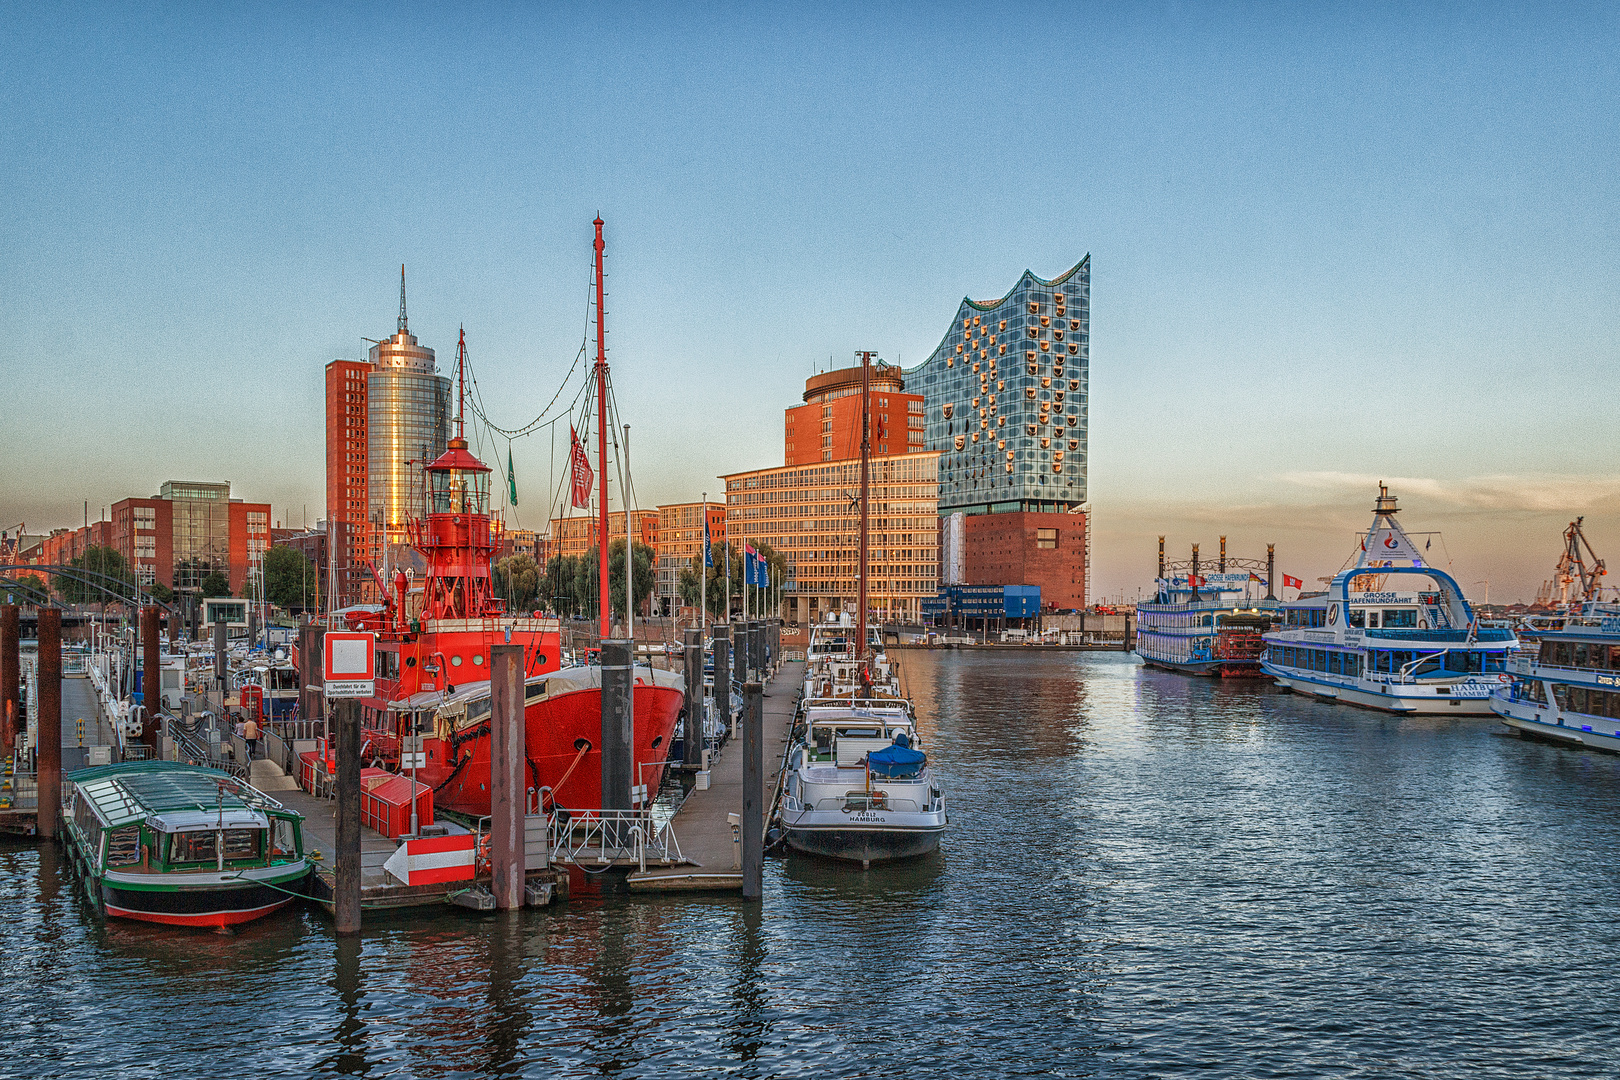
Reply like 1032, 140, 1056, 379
594, 219, 611, 641
456, 327, 467, 439
856, 350, 875, 663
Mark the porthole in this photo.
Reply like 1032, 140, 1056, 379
451, 655, 464, 667
472, 654, 484, 666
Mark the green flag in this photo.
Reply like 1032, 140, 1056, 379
506, 446, 519, 506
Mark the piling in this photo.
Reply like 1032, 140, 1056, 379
212, 619, 227, 698
333, 698, 362, 935
712, 625, 731, 737
247, 608, 258, 653
300, 622, 326, 731
741, 680, 763, 900
37, 609, 62, 841
1, 605, 18, 757
489, 643, 525, 909
750, 620, 763, 678
600, 639, 633, 811
682, 629, 702, 768
142, 607, 161, 749
732, 619, 746, 688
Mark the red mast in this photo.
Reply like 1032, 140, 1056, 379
456, 327, 467, 439
593, 218, 611, 641
856, 350, 874, 663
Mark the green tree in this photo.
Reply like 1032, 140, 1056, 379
5, 572, 49, 606
148, 582, 174, 605
258, 545, 317, 610
199, 571, 230, 598
608, 539, 656, 617
494, 553, 542, 613
55, 545, 135, 604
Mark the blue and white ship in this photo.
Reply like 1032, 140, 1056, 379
1260, 486, 1517, 714
1136, 543, 1281, 677
1492, 609, 1620, 752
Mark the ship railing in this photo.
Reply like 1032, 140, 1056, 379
3, 767, 37, 810
545, 807, 684, 871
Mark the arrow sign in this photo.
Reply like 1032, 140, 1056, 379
383, 833, 476, 885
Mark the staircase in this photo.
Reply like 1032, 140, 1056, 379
249, 756, 299, 792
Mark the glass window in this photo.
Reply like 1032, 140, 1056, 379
169, 830, 218, 865
223, 829, 262, 862
1384, 609, 1417, 628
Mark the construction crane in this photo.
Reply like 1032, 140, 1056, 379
1538, 517, 1607, 608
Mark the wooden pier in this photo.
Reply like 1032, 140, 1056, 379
628, 660, 802, 892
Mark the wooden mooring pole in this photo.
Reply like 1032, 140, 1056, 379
37, 608, 62, 840
600, 640, 632, 811
142, 607, 161, 749
334, 697, 361, 934
742, 680, 763, 900
712, 625, 731, 740
1, 605, 18, 759
489, 643, 524, 909
682, 628, 702, 769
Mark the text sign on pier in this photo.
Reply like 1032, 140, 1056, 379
324, 632, 376, 699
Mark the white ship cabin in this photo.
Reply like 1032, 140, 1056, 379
801, 704, 916, 767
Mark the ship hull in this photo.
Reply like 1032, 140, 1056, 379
426, 684, 685, 817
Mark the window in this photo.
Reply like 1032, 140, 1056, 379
1383, 609, 1417, 628
169, 830, 218, 865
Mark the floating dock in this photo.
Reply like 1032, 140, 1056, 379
629, 660, 803, 892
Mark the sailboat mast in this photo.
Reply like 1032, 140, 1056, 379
856, 350, 874, 662
594, 218, 611, 641
456, 327, 467, 439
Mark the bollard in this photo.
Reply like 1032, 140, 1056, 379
711, 625, 730, 744
489, 644, 525, 909
742, 680, 763, 900
38, 609, 62, 840
682, 629, 703, 769
334, 698, 362, 935
599, 640, 633, 811
142, 607, 161, 750
1, 605, 18, 758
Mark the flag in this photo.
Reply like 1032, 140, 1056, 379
568, 426, 593, 509
703, 514, 712, 568
745, 544, 759, 586
1425, 537, 1431, 551
1282, 574, 1303, 589
506, 446, 518, 506
1188, 575, 1204, 587
1249, 572, 1263, 583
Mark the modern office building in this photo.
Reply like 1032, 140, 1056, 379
654, 501, 726, 614
784, 364, 925, 465
546, 510, 660, 560
905, 257, 1090, 610
102, 481, 270, 594
323, 269, 451, 606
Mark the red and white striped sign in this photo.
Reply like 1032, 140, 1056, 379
383, 834, 476, 886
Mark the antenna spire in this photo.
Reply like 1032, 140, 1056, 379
398, 264, 409, 335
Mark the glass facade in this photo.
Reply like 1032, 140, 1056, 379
162, 480, 231, 591
368, 368, 450, 553
903, 257, 1089, 514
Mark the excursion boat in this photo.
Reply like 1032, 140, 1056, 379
1260, 486, 1517, 714
60, 761, 311, 928
1492, 610, 1620, 752
780, 699, 945, 867
1135, 541, 1281, 676
333, 229, 683, 817
780, 350, 945, 865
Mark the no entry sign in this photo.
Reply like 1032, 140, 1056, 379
324, 632, 376, 698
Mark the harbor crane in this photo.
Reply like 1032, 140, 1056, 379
1539, 517, 1607, 608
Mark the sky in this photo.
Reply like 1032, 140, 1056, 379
2, 4, 1617, 604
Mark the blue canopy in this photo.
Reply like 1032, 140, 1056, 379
868, 742, 927, 779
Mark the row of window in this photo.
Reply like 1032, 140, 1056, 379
1270, 645, 1505, 676
1538, 640, 1620, 670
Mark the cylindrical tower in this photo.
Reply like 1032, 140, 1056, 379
367, 283, 450, 571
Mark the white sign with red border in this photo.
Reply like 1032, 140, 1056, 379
323, 632, 376, 699
383, 833, 476, 885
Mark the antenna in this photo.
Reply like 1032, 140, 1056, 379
398, 265, 409, 334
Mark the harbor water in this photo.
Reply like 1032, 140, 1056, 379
5, 650, 1620, 1077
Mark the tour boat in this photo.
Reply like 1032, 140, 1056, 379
1260, 486, 1516, 713
1492, 609, 1620, 752
61, 761, 311, 928
337, 222, 683, 817
1135, 541, 1281, 677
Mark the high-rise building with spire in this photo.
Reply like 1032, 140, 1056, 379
324, 268, 451, 606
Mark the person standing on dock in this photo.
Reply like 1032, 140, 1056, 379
244, 715, 260, 761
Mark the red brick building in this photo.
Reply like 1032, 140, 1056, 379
784, 364, 926, 465
961, 509, 1087, 611
325, 357, 374, 606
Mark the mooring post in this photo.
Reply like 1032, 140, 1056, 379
732, 618, 746, 691
682, 628, 702, 769
300, 622, 326, 732
712, 625, 731, 743
334, 697, 361, 935
600, 639, 633, 811
142, 607, 161, 750
1, 605, 19, 758
38, 608, 62, 841
490, 643, 525, 909
750, 620, 763, 680
212, 619, 227, 713
247, 608, 258, 654
742, 680, 763, 901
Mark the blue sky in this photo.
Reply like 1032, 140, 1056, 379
3, 4, 1616, 602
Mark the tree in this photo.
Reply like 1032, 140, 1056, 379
55, 545, 135, 605
199, 571, 230, 598
494, 553, 542, 613
608, 539, 656, 617
148, 582, 174, 605
5, 572, 49, 606
259, 545, 317, 610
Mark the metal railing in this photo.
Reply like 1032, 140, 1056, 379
2, 769, 37, 810
548, 808, 684, 871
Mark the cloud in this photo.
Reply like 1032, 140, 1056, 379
1278, 471, 1620, 513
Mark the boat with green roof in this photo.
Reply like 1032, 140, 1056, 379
60, 761, 312, 928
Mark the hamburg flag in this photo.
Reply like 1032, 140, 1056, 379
1282, 574, 1304, 589
568, 426, 593, 509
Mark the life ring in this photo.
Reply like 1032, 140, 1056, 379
1328, 603, 1339, 626
1419, 619, 1428, 630
1498, 674, 1511, 683
475, 834, 491, 873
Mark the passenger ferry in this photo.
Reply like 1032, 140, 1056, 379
1260, 486, 1516, 714
1136, 554, 1281, 676
1492, 610, 1620, 752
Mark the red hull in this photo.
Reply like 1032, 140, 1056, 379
423, 684, 684, 817
105, 898, 293, 928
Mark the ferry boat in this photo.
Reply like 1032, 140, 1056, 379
1135, 542, 1281, 676
1492, 609, 1620, 752
61, 761, 311, 928
1260, 486, 1516, 714
332, 236, 683, 817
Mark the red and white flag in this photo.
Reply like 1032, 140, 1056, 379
1282, 574, 1304, 589
569, 426, 594, 509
